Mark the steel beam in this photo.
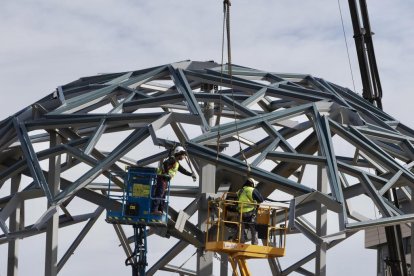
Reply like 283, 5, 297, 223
252, 138, 281, 167
54, 127, 150, 204
346, 213, 414, 231
266, 151, 326, 165
162, 264, 197, 276
112, 224, 134, 266
57, 207, 104, 272
1, 61, 414, 276
25, 112, 166, 130
12, 117, 53, 202
123, 94, 185, 112
192, 103, 313, 144
185, 70, 328, 102
257, 131, 319, 197
294, 218, 323, 245
186, 142, 313, 196
0, 137, 88, 183
167, 207, 203, 247
146, 240, 189, 276
0, 212, 97, 244
169, 66, 209, 131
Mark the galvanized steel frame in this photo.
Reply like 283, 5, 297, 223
0, 60, 413, 275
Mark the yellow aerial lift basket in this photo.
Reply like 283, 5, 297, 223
205, 193, 288, 275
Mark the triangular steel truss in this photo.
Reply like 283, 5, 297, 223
1, 60, 414, 275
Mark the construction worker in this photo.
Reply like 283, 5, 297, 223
151, 146, 196, 215
237, 178, 264, 245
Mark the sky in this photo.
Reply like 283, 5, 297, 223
0, 0, 413, 275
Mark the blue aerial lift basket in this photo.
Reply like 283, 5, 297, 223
106, 166, 169, 226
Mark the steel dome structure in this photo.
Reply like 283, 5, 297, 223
1, 60, 414, 275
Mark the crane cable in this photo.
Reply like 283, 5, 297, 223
215, 0, 227, 162
215, 0, 231, 161
337, 0, 357, 93
217, 0, 251, 176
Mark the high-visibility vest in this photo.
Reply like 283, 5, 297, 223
157, 157, 179, 179
237, 186, 256, 213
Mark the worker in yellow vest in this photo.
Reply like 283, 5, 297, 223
237, 178, 264, 245
151, 146, 196, 215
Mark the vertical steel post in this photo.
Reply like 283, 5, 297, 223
197, 83, 216, 275
316, 162, 327, 275
197, 163, 215, 275
45, 132, 61, 276
7, 174, 21, 276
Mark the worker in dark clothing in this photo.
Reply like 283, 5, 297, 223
151, 146, 196, 215
237, 178, 264, 245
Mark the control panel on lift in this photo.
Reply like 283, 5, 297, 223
105, 166, 170, 226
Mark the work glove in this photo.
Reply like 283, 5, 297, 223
191, 173, 197, 182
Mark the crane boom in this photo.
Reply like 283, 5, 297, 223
348, 1, 407, 275
348, 0, 383, 109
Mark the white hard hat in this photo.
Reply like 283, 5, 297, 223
245, 178, 257, 187
173, 146, 186, 155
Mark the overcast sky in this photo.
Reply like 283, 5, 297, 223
1, 0, 413, 275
